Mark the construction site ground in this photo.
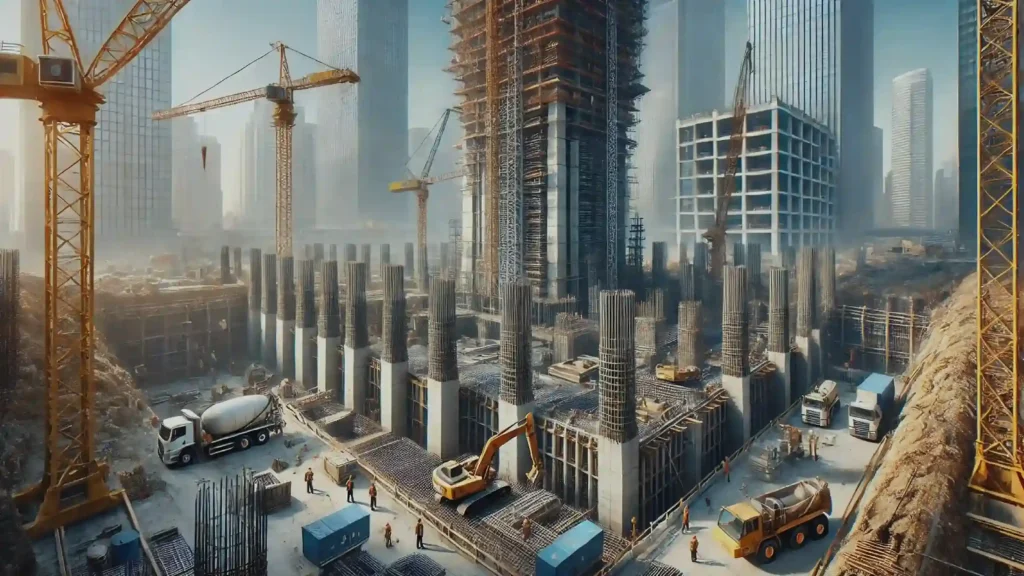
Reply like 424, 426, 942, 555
32, 373, 487, 576
627, 385, 885, 576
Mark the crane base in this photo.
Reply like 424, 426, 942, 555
456, 481, 511, 517
15, 462, 124, 539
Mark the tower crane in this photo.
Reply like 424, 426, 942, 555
0, 0, 190, 536
703, 41, 754, 282
153, 43, 359, 257
389, 107, 465, 281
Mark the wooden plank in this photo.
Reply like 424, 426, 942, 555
121, 491, 162, 576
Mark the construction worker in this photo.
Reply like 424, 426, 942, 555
522, 518, 532, 540
690, 535, 699, 563
346, 477, 355, 503
810, 433, 819, 461
415, 519, 425, 549
384, 523, 393, 548
682, 503, 690, 533
369, 482, 378, 511
723, 456, 731, 482
304, 468, 315, 494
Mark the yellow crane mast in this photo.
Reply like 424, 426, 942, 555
153, 43, 359, 257
485, 0, 501, 297
0, 0, 190, 536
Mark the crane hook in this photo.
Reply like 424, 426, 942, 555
201, 145, 207, 170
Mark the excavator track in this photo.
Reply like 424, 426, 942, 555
455, 481, 511, 516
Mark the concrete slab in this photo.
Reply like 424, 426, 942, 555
624, 383, 882, 576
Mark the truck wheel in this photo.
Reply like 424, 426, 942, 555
809, 515, 830, 540
253, 430, 269, 446
238, 436, 252, 451
789, 526, 809, 549
756, 539, 780, 564
179, 449, 195, 467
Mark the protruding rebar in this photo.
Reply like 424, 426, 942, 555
220, 246, 231, 284
677, 301, 703, 368
818, 246, 836, 320
248, 248, 262, 311
598, 290, 638, 443
747, 243, 762, 295
796, 247, 816, 337
418, 244, 429, 290
345, 262, 368, 348
318, 261, 340, 339
428, 277, 458, 382
233, 246, 242, 282
277, 256, 295, 322
382, 265, 407, 363
329, 243, 337, 262
405, 242, 415, 280
261, 253, 277, 315
500, 280, 533, 405
344, 243, 357, 263
651, 241, 667, 290
297, 259, 315, 329
721, 266, 749, 377
193, 472, 268, 576
679, 263, 695, 302
360, 243, 371, 266
768, 267, 789, 353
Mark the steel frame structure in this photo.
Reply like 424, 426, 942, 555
606, 1, 619, 289
498, 0, 524, 286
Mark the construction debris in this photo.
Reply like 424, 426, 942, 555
117, 465, 166, 501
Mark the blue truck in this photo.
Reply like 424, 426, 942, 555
848, 373, 896, 441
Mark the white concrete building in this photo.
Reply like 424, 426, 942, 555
890, 68, 934, 229
676, 98, 837, 256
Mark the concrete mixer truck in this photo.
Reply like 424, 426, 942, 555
157, 394, 284, 467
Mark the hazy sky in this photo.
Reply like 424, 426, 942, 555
0, 0, 959, 207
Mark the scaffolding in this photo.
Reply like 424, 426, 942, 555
834, 299, 930, 376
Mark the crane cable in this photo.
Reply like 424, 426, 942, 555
179, 46, 276, 106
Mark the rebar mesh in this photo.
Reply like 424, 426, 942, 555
818, 245, 836, 319
345, 243, 357, 263
0, 249, 19, 426
233, 247, 242, 282
277, 256, 295, 322
248, 249, 261, 311
768, 267, 789, 353
261, 254, 277, 315
599, 290, 638, 442
677, 301, 702, 368
721, 266, 749, 377
500, 280, 533, 405
318, 261, 341, 338
193, 472, 268, 576
747, 243, 762, 295
796, 247, 816, 337
385, 554, 446, 576
405, 242, 415, 280
679, 263, 694, 302
651, 241, 666, 290
428, 277, 458, 381
360, 244, 371, 266
220, 246, 231, 284
346, 262, 368, 348
297, 260, 315, 329
382, 265, 407, 363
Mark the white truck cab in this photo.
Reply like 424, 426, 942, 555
157, 410, 200, 466
802, 380, 840, 428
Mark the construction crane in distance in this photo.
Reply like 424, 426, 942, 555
703, 41, 754, 283
153, 42, 359, 258
389, 107, 465, 283
0, 0, 191, 536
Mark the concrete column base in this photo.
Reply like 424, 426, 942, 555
597, 436, 640, 536
248, 310, 261, 360
276, 319, 295, 379
721, 373, 752, 447
295, 326, 316, 389
380, 361, 409, 436
344, 346, 370, 413
497, 401, 536, 483
767, 350, 792, 419
427, 378, 460, 460
688, 421, 705, 484
795, 335, 815, 397
261, 313, 277, 369
317, 336, 341, 398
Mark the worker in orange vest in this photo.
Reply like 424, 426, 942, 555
384, 522, 393, 548
346, 477, 355, 503
415, 519, 425, 549
682, 503, 690, 533
690, 535, 699, 562
723, 456, 731, 482
369, 482, 378, 511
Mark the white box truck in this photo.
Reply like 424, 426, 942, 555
801, 380, 841, 428
157, 394, 284, 466
849, 373, 896, 441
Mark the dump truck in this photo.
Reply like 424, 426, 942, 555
849, 373, 895, 441
801, 380, 840, 427
713, 478, 832, 564
655, 363, 701, 384
157, 393, 284, 466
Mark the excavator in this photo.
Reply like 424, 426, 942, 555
432, 413, 543, 516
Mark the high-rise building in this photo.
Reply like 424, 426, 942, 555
447, 1, 647, 299
890, 69, 934, 229
17, 0, 43, 252
171, 118, 223, 232
316, 0, 409, 230
883, 170, 893, 228
293, 111, 317, 234
957, 0, 977, 248
747, 0, 874, 239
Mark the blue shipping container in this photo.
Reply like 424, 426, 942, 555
536, 521, 604, 576
302, 505, 370, 567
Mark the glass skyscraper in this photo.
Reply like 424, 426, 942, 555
316, 0, 409, 230
890, 69, 933, 229
957, 0, 977, 248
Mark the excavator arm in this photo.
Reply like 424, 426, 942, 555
472, 413, 544, 484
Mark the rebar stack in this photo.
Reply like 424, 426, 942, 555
382, 265, 407, 363
318, 261, 341, 339
248, 249, 262, 310
193, 472, 268, 576
0, 249, 19, 424
651, 241, 667, 290
233, 247, 242, 282
768, 268, 789, 353
679, 264, 695, 302
677, 301, 703, 368
277, 256, 295, 322
747, 243, 762, 295
818, 246, 836, 321
345, 243, 357, 263
428, 278, 458, 382
796, 247, 816, 338
361, 244, 371, 266
500, 280, 533, 405
297, 260, 315, 329
721, 266, 749, 377
261, 254, 277, 315
346, 262, 368, 348
405, 242, 415, 280
220, 246, 231, 284
599, 290, 638, 443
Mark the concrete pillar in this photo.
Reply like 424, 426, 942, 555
597, 437, 640, 536
498, 280, 535, 483
276, 256, 296, 379
343, 262, 369, 413
247, 248, 262, 360
261, 253, 277, 369
380, 265, 408, 435
295, 259, 317, 389
317, 261, 341, 398
721, 266, 751, 446
796, 247, 817, 392
677, 301, 703, 368
427, 277, 459, 460
767, 267, 792, 415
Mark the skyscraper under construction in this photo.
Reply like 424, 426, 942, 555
447, 0, 648, 305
